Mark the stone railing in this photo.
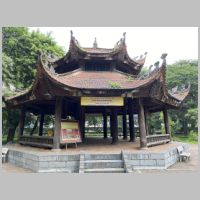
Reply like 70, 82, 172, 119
146, 134, 170, 147
19, 135, 53, 148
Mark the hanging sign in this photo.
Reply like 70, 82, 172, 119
81, 97, 124, 106
60, 120, 82, 144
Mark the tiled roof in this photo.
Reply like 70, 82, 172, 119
82, 47, 114, 54
53, 70, 156, 90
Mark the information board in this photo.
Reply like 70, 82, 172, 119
60, 120, 82, 144
81, 96, 124, 106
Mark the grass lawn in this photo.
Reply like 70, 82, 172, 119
172, 134, 198, 144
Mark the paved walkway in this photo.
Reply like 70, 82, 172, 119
2, 143, 198, 173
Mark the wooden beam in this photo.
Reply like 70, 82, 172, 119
128, 99, 135, 142
53, 97, 63, 149
163, 108, 171, 141
19, 107, 26, 136
138, 98, 147, 148
39, 114, 45, 136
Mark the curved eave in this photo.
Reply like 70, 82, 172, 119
167, 89, 190, 102
39, 54, 164, 92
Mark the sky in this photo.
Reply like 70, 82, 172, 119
29, 27, 198, 67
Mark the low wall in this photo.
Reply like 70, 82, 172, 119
123, 147, 180, 170
8, 151, 80, 173
7, 144, 188, 172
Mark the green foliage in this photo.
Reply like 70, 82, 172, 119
2, 27, 65, 136
2, 27, 65, 91
173, 131, 198, 144
147, 60, 197, 140
108, 81, 122, 89
127, 75, 134, 82
167, 60, 198, 135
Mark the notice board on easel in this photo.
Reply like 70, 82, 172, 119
60, 119, 82, 144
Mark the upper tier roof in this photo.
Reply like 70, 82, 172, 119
53, 31, 147, 76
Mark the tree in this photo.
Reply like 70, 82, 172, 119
2, 27, 65, 138
166, 60, 198, 135
142, 60, 198, 135
2, 27, 65, 90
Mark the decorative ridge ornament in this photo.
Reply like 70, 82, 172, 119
93, 37, 98, 48
123, 32, 126, 43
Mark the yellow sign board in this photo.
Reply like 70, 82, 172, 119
81, 97, 124, 106
60, 120, 81, 144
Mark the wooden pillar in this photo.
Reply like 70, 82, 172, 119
53, 97, 63, 149
39, 114, 45, 136
103, 109, 108, 139
19, 107, 26, 136
128, 99, 135, 142
122, 106, 127, 140
80, 107, 85, 140
144, 110, 149, 136
138, 98, 147, 148
111, 107, 118, 144
163, 108, 171, 140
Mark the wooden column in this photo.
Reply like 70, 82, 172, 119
128, 99, 135, 142
163, 108, 171, 140
53, 97, 63, 149
103, 109, 108, 139
39, 114, 45, 136
19, 107, 26, 136
144, 110, 149, 136
138, 98, 147, 148
111, 107, 118, 144
122, 106, 127, 140
80, 107, 85, 140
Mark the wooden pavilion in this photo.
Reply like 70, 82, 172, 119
5, 31, 190, 149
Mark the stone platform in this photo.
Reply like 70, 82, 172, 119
3, 138, 189, 173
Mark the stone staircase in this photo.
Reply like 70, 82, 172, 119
79, 152, 125, 173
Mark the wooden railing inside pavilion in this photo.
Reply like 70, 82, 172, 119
146, 134, 170, 147
18, 133, 171, 149
19, 136, 53, 148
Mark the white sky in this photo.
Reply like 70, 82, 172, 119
29, 27, 198, 67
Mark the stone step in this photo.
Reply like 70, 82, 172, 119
84, 154, 121, 160
84, 160, 124, 169
84, 168, 125, 173
37, 168, 71, 173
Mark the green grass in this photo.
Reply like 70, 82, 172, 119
172, 133, 198, 144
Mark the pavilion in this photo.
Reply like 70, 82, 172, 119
5, 31, 190, 150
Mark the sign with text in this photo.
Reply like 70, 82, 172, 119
81, 97, 124, 106
60, 120, 81, 144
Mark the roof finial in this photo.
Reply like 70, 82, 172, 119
123, 32, 126, 42
161, 53, 168, 67
70, 30, 73, 39
93, 37, 98, 48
